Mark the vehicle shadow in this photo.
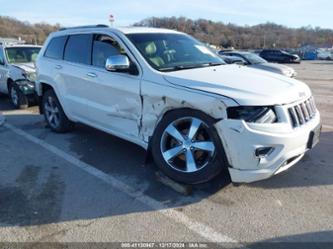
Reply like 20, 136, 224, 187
246, 231, 333, 249
0, 93, 13, 111
0, 94, 332, 229
0, 92, 38, 111
0, 95, 231, 228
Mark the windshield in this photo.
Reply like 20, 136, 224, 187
242, 53, 267, 64
5, 47, 41, 64
126, 33, 225, 71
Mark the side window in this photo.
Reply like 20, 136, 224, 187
92, 34, 123, 68
233, 55, 243, 60
44, 36, 67, 60
64, 34, 93, 65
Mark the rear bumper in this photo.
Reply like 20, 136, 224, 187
215, 112, 321, 183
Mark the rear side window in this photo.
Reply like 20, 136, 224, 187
64, 34, 92, 65
44, 36, 67, 60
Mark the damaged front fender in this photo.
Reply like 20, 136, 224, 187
139, 79, 237, 144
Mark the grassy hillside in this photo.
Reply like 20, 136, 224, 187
1, 15, 332, 49
0, 16, 60, 45
135, 17, 333, 49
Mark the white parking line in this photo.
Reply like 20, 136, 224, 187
4, 123, 239, 244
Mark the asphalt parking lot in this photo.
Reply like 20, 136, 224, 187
0, 61, 332, 246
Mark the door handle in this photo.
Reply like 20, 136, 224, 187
55, 65, 62, 70
86, 72, 97, 78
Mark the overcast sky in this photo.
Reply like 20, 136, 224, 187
1, 0, 332, 28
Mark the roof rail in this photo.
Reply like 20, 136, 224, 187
59, 24, 109, 31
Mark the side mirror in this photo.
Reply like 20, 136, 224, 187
105, 55, 130, 72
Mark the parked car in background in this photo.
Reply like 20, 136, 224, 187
219, 54, 245, 64
220, 51, 297, 77
259, 49, 301, 64
0, 39, 41, 109
317, 49, 333, 60
36, 26, 320, 184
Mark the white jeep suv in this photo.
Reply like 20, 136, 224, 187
0, 39, 41, 109
35, 25, 321, 184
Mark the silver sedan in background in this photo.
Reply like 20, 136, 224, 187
219, 51, 297, 78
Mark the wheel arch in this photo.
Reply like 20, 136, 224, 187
7, 78, 14, 92
38, 82, 54, 96
37, 82, 56, 114
148, 107, 230, 184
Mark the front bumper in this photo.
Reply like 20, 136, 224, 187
215, 111, 321, 183
15, 79, 36, 95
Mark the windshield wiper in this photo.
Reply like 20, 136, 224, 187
206, 62, 225, 67
160, 62, 224, 72
159, 65, 202, 72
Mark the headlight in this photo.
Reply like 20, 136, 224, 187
22, 72, 37, 82
227, 106, 277, 124
15, 78, 35, 88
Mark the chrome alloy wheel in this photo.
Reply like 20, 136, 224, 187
160, 117, 216, 173
44, 96, 60, 129
10, 87, 19, 106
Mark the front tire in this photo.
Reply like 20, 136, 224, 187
151, 109, 229, 184
9, 83, 29, 109
42, 89, 74, 133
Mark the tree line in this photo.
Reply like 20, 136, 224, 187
0, 16, 59, 45
1, 15, 333, 49
135, 17, 333, 49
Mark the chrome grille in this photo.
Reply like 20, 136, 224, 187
288, 97, 317, 128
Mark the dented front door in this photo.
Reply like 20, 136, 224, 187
84, 68, 142, 138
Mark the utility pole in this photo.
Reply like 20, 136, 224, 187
109, 14, 115, 27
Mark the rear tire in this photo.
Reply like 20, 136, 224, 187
151, 109, 230, 184
42, 89, 74, 133
9, 83, 29, 109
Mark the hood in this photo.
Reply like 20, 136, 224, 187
163, 64, 311, 106
249, 63, 295, 76
291, 54, 300, 59
251, 63, 292, 72
12, 62, 36, 73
